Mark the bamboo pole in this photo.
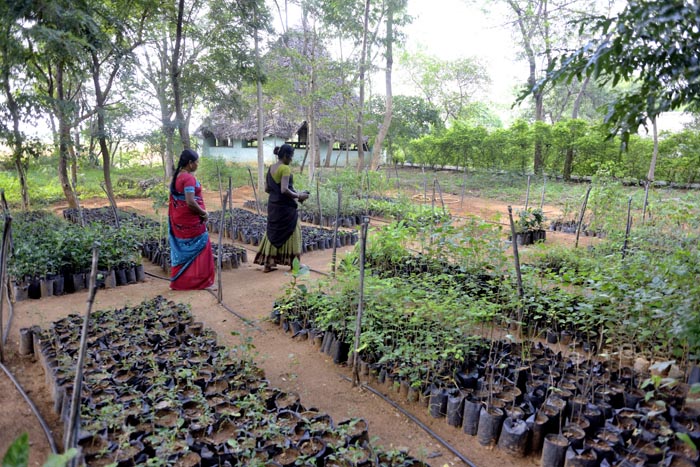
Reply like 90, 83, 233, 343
394, 163, 400, 192
524, 175, 531, 210
71, 180, 85, 228
575, 185, 593, 248
100, 182, 120, 229
316, 176, 322, 226
65, 246, 100, 456
539, 173, 546, 210
217, 192, 229, 303
331, 186, 342, 277
622, 197, 633, 258
507, 206, 524, 333
217, 165, 224, 211
352, 216, 370, 387
642, 180, 650, 224
460, 167, 467, 209
247, 167, 261, 216
434, 178, 446, 216
0, 214, 11, 361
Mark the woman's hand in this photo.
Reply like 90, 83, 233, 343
298, 191, 310, 202
200, 211, 209, 222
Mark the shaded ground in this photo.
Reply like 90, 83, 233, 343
1, 188, 590, 466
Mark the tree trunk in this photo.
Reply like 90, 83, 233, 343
56, 63, 78, 208
254, 5, 265, 192
323, 136, 333, 168
355, 0, 371, 172
563, 76, 591, 180
370, 2, 394, 170
648, 117, 658, 181
1, 60, 29, 210
172, 0, 190, 149
92, 52, 116, 205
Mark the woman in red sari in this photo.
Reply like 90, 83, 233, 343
168, 149, 215, 290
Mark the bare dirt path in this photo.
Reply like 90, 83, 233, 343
1, 189, 590, 466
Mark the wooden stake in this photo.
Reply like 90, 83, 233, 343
524, 175, 531, 210
331, 186, 342, 277
247, 167, 261, 216
65, 246, 100, 455
622, 197, 632, 258
539, 173, 546, 210
575, 185, 593, 248
642, 180, 650, 224
217, 192, 229, 303
352, 216, 370, 387
71, 180, 85, 228
0, 213, 11, 361
434, 178, 446, 216
316, 176, 322, 226
460, 167, 467, 209
394, 163, 400, 192
100, 182, 121, 229
507, 206, 524, 333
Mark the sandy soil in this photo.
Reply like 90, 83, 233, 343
0, 188, 591, 466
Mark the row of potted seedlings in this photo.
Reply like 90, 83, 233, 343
28, 296, 427, 466
270, 248, 700, 467
207, 208, 358, 252
549, 219, 606, 238
273, 296, 700, 467
142, 240, 249, 274
8, 211, 152, 302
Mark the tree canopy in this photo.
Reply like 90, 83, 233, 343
535, 0, 700, 141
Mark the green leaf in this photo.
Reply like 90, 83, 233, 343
676, 432, 697, 451
2, 433, 29, 467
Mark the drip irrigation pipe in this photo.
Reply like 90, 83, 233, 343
0, 360, 58, 454
145, 271, 262, 331
338, 374, 478, 467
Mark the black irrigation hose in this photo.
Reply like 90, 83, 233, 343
338, 374, 479, 467
145, 270, 262, 331
0, 361, 58, 454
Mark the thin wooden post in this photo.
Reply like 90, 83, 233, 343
507, 206, 524, 333
316, 176, 322, 226
539, 173, 546, 210
331, 186, 342, 277
460, 167, 467, 209
65, 246, 100, 456
434, 178, 446, 216
422, 166, 427, 203
217, 192, 229, 303
0, 214, 11, 361
575, 185, 593, 248
217, 166, 224, 213
431, 179, 436, 212
642, 180, 650, 224
524, 175, 531, 210
100, 182, 120, 229
247, 167, 261, 216
352, 216, 370, 387
622, 197, 632, 258
72, 180, 85, 228
394, 163, 400, 192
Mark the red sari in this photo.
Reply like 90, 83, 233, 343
168, 172, 215, 290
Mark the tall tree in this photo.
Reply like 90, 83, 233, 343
24, 0, 98, 208
0, 0, 35, 209
532, 1, 700, 181
87, 0, 154, 204
400, 51, 489, 125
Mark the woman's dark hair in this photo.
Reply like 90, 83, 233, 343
273, 146, 280, 156
170, 149, 199, 195
277, 144, 294, 160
